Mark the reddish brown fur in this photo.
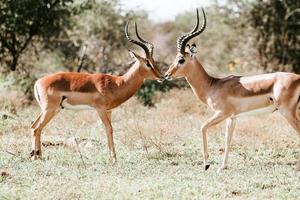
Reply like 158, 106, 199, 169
212, 75, 274, 97
30, 54, 163, 162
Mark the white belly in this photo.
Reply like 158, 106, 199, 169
61, 101, 94, 110
234, 105, 277, 118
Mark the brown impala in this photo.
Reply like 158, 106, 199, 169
164, 8, 300, 172
30, 22, 163, 163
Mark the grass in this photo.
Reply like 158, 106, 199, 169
1, 89, 300, 199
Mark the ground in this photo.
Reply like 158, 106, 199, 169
1, 89, 300, 199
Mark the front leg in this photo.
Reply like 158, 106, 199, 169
200, 111, 228, 170
97, 109, 116, 164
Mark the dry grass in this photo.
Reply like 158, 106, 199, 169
1, 89, 300, 199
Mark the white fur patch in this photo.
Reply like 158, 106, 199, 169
61, 101, 94, 110
234, 105, 277, 118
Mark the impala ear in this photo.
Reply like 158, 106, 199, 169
190, 43, 197, 55
190, 43, 197, 54
128, 50, 142, 61
185, 44, 191, 54
185, 43, 197, 57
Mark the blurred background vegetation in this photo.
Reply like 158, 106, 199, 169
0, 0, 299, 106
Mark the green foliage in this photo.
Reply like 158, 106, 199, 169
0, 0, 75, 71
51, 0, 143, 73
249, 0, 300, 72
136, 80, 178, 106
17, 71, 37, 101
0, 70, 36, 101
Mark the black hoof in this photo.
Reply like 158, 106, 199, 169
30, 150, 35, 157
205, 164, 210, 171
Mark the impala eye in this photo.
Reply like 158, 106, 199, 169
178, 58, 185, 64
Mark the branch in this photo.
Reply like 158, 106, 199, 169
19, 34, 33, 53
77, 44, 87, 72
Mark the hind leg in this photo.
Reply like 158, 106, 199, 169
30, 112, 42, 158
31, 109, 59, 160
31, 112, 42, 129
279, 107, 300, 171
218, 117, 236, 172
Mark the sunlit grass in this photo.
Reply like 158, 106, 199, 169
1, 89, 300, 199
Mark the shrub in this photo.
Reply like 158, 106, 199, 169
136, 80, 178, 106
249, 0, 300, 72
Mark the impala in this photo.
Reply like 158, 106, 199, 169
164, 8, 300, 171
30, 22, 163, 163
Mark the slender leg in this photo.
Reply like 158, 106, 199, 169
200, 111, 228, 170
296, 157, 300, 171
31, 109, 57, 160
279, 108, 300, 171
97, 109, 116, 164
30, 112, 42, 158
218, 117, 236, 172
107, 110, 112, 121
31, 112, 42, 129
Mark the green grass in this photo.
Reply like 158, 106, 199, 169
1, 90, 300, 199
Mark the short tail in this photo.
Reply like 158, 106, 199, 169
34, 81, 41, 106
296, 95, 300, 121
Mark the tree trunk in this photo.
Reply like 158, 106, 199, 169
10, 55, 18, 71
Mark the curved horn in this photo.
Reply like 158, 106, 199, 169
177, 8, 206, 55
134, 22, 154, 57
177, 8, 200, 49
125, 21, 151, 58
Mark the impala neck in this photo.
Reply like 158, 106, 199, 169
185, 58, 214, 103
119, 61, 145, 99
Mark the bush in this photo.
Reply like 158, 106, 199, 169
0, 69, 36, 102
249, 0, 300, 72
136, 80, 178, 106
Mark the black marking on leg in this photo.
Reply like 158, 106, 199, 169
60, 96, 67, 109
36, 150, 40, 156
205, 164, 210, 171
30, 150, 35, 157
269, 97, 278, 112
269, 97, 273, 102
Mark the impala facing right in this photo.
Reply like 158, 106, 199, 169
164, 8, 300, 172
